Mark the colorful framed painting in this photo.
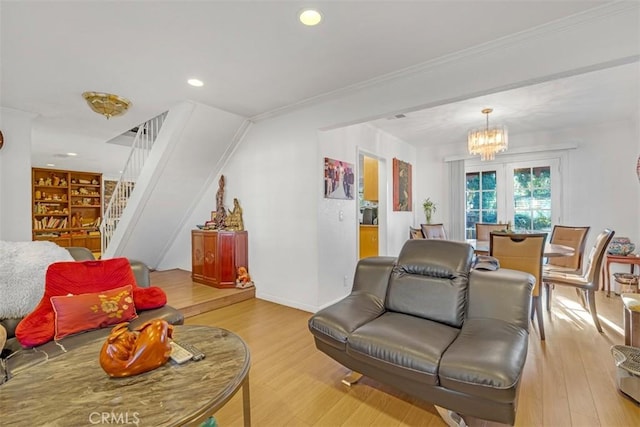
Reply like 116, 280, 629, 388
393, 158, 412, 211
324, 157, 355, 200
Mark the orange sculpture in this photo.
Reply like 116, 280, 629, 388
99, 319, 173, 378
236, 266, 254, 289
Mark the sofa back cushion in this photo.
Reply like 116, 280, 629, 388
386, 240, 473, 328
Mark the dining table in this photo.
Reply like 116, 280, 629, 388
466, 239, 575, 258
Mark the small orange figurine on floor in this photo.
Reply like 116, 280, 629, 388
236, 266, 254, 289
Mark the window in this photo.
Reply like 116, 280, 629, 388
511, 166, 552, 232
465, 170, 498, 238
465, 158, 560, 238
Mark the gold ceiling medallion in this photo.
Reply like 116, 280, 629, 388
82, 92, 131, 119
468, 108, 508, 161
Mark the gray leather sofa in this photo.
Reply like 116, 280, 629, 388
308, 239, 534, 425
1, 247, 184, 378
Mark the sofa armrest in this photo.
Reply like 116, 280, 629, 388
308, 292, 385, 346
308, 256, 395, 348
467, 269, 534, 331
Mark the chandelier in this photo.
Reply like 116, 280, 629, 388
82, 92, 131, 119
468, 108, 508, 161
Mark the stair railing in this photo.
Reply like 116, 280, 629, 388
101, 112, 167, 254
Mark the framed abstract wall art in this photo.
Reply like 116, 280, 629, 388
324, 157, 355, 200
393, 158, 412, 211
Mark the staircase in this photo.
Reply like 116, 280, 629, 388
101, 112, 167, 254
101, 101, 249, 268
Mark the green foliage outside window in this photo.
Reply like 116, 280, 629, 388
466, 165, 553, 237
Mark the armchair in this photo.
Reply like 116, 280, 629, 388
308, 239, 534, 425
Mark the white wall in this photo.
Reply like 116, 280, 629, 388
0, 108, 36, 241
522, 120, 639, 248
317, 123, 416, 306
416, 149, 448, 229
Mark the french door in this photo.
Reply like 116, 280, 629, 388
465, 158, 561, 238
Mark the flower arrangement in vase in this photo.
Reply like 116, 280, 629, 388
422, 198, 437, 224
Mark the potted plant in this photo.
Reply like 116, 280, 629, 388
423, 198, 436, 224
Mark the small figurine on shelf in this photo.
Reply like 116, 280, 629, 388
38, 177, 45, 186
235, 266, 254, 289
60, 177, 67, 186
212, 175, 227, 229
226, 198, 244, 231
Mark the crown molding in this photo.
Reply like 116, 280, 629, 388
250, 1, 639, 123
444, 142, 579, 162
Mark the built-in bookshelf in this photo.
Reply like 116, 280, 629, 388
32, 167, 103, 257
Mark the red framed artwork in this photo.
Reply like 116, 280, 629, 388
393, 158, 412, 211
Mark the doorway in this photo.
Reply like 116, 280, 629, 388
358, 151, 386, 258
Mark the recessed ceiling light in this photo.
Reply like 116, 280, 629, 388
46, 163, 55, 167
299, 9, 322, 26
188, 78, 204, 87
66, 152, 77, 156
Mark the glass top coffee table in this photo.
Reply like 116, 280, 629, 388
0, 325, 251, 426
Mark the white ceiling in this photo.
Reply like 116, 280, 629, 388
369, 61, 640, 146
1, 0, 636, 175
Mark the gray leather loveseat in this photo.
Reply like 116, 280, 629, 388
308, 239, 534, 425
1, 247, 184, 379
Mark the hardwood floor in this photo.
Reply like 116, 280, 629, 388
153, 270, 640, 426
151, 269, 255, 318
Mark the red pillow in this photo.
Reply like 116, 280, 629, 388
16, 257, 167, 348
51, 285, 138, 340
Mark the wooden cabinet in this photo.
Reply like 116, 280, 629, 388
191, 230, 248, 288
363, 156, 378, 201
359, 225, 379, 259
32, 168, 102, 257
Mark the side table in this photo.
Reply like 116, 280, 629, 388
602, 254, 640, 297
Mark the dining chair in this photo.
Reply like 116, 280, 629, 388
491, 231, 548, 339
420, 223, 447, 239
543, 229, 615, 333
475, 223, 510, 254
409, 227, 424, 240
543, 225, 590, 274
